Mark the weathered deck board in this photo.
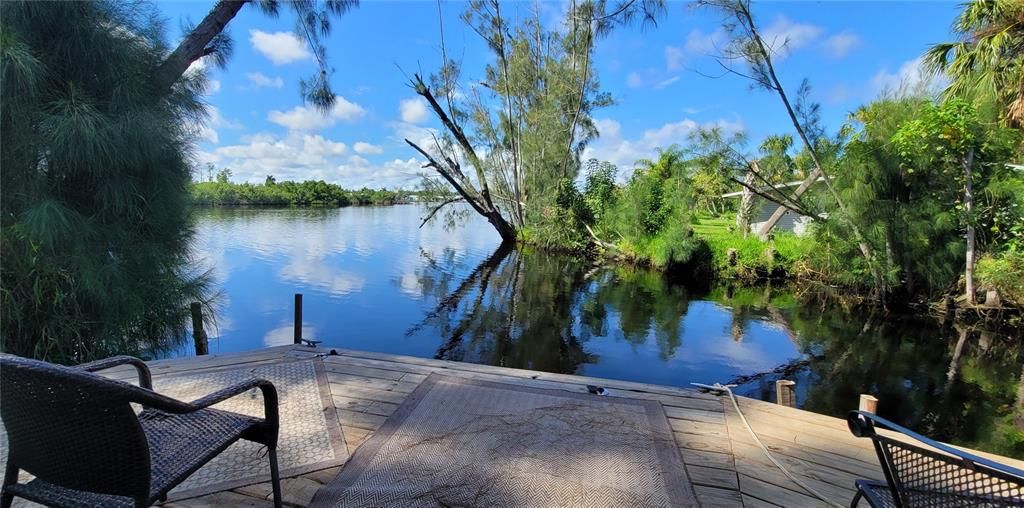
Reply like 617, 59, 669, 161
109, 344, 1022, 508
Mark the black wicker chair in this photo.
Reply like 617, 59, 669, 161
847, 410, 1024, 508
0, 354, 282, 508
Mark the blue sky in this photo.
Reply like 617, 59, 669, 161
161, 1, 960, 188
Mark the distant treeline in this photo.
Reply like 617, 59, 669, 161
190, 179, 413, 207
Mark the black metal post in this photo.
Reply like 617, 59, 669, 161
190, 302, 208, 355
293, 293, 303, 345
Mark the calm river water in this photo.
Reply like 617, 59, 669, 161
187, 205, 1024, 456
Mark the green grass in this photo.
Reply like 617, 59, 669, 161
692, 214, 815, 280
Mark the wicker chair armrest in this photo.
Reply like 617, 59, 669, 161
74, 355, 153, 389
188, 378, 279, 428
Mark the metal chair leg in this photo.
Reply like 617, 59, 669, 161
849, 489, 863, 508
269, 447, 283, 508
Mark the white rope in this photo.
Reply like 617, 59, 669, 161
691, 382, 844, 508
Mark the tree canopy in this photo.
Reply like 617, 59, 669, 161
1, 1, 213, 362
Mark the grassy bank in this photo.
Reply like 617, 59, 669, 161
692, 216, 816, 281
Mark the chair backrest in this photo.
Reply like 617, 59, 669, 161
849, 411, 1024, 507
0, 355, 151, 500
874, 435, 1024, 507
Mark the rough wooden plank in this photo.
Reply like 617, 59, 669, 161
730, 439, 857, 502
331, 394, 399, 417
302, 466, 342, 485
322, 361, 412, 381
729, 425, 882, 480
343, 425, 372, 452
737, 473, 830, 508
692, 485, 744, 507
325, 372, 419, 394
326, 347, 721, 401
322, 353, 439, 376
674, 431, 735, 456
664, 406, 726, 424
725, 404, 863, 505
328, 383, 410, 405
336, 408, 387, 431
670, 418, 730, 439
742, 493, 784, 508
680, 448, 735, 471
687, 464, 739, 490
278, 477, 322, 506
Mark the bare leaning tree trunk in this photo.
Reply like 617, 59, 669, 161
963, 147, 976, 305
737, 161, 758, 237
153, 0, 248, 94
405, 74, 517, 244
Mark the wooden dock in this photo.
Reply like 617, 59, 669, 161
91, 344, 1023, 507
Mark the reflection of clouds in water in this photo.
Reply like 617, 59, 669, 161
264, 325, 318, 347
279, 258, 366, 296
397, 271, 423, 298
663, 304, 797, 374
192, 206, 501, 291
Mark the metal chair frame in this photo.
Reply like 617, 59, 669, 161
848, 410, 1024, 508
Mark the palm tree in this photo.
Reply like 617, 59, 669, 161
926, 0, 1024, 125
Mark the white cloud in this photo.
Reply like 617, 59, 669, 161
665, 46, 684, 71
655, 76, 680, 89
186, 58, 220, 95
267, 96, 366, 131
626, 70, 679, 89
336, 156, 423, 189
392, 121, 440, 152
353, 141, 384, 154
206, 131, 421, 188
871, 57, 939, 95
399, 98, 429, 124
249, 30, 311, 65
761, 16, 824, 59
190, 106, 242, 145
583, 116, 744, 177
246, 72, 284, 88
685, 28, 727, 55
822, 31, 861, 58
627, 72, 644, 88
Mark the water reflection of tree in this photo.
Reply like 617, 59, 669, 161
406, 246, 704, 372
405, 245, 595, 374
578, 269, 693, 359
787, 303, 1024, 457
705, 285, 1024, 457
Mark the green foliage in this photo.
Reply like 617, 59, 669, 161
925, 0, 1024, 125
976, 251, 1024, 306
582, 159, 617, 223
416, 0, 621, 235
190, 175, 410, 207
823, 96, 1022, 295
1, 1, 213, 362
603, 148, 706, 268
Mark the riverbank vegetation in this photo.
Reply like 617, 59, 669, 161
190, 170, 411, 207
409, 0, 1023, 314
